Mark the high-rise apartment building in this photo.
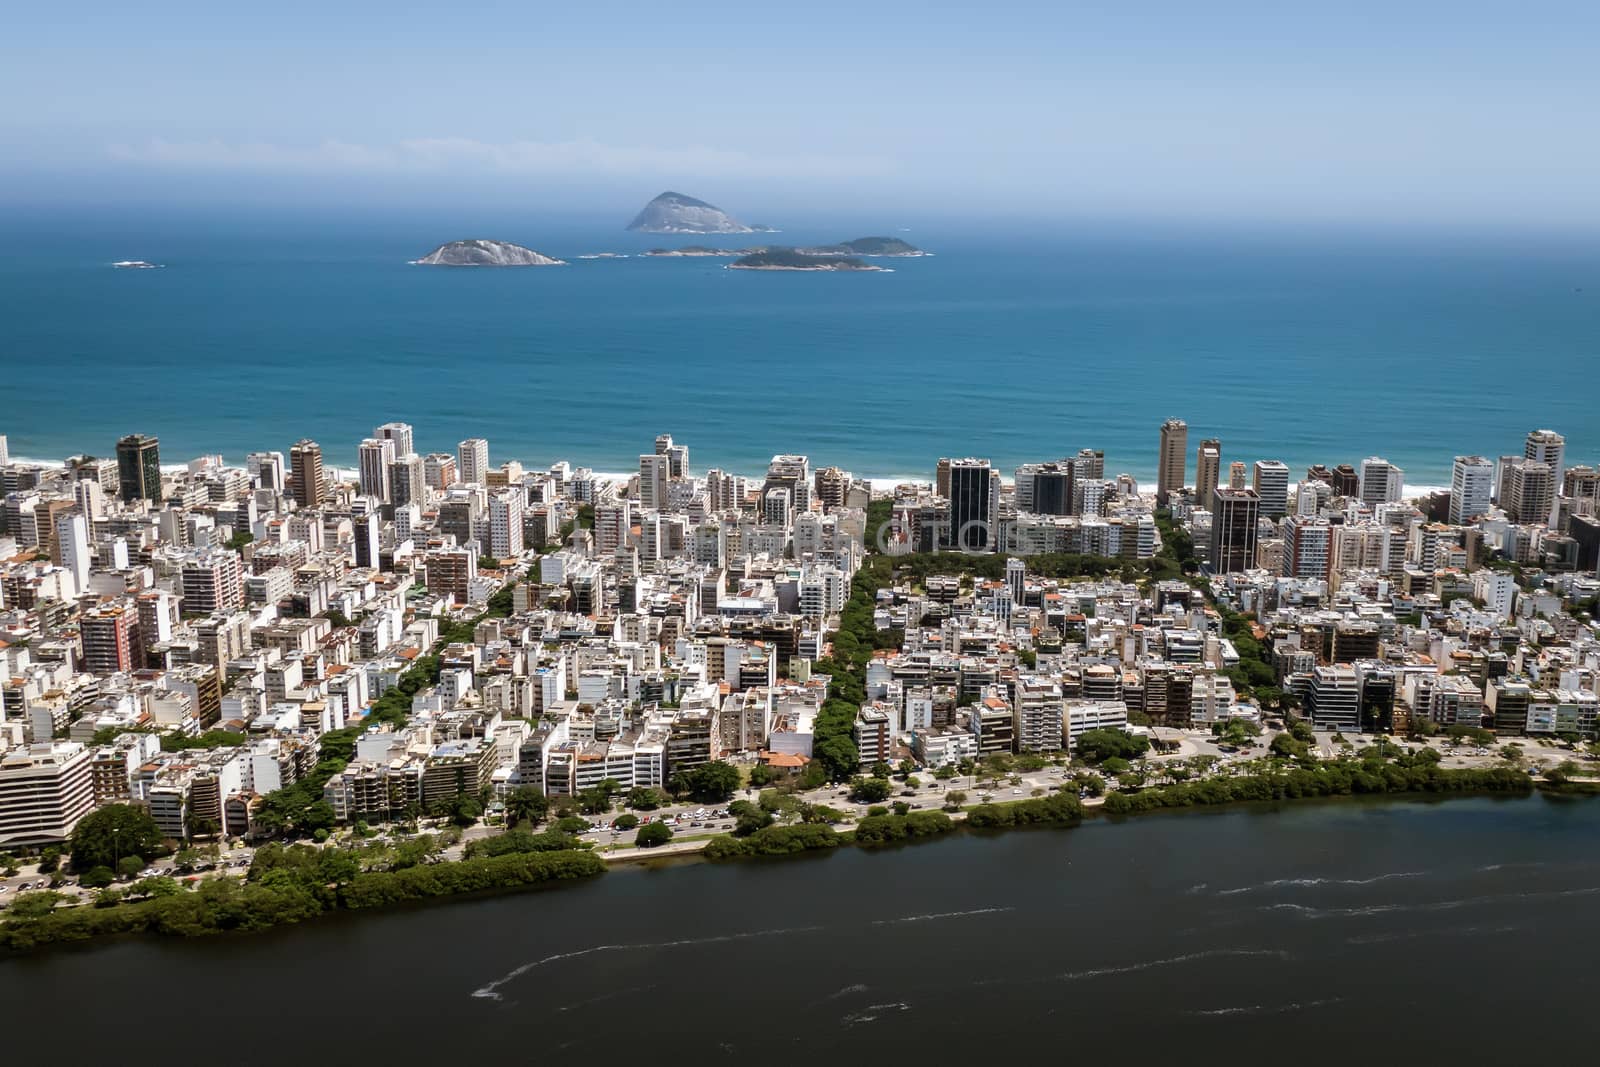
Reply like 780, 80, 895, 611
594, 501, 633, 555
1525, 429, 1564, 482
1283, 515, 1332, 581
181, 549, 244, 614
246, 451, 286, 492
116, 433, 162, 503
288, 439, 325, 507
1195, 439, 1221, 512
1449, 455, 1495, 525
358, 438, 395, 502
1503, 459, 1555, 526
1357, 457, 1403, 507
1252, 460, 1290, 519
1209, 487, 1260, 573
457, 438, 489, 485
387, 452, 425, 508
813, 466, 849, 510
1156, 418, 1188, 507
81, 602, 139, 674
764, 454, 812, 514
1014, 461, 1073, 516
488, 490, 525, 558
638, 453, 669, 511
423, 453, 457, 491
1305, 665, 1360, 732
0, 742, 95, 846
1229, 462, 1247, 489
948, 458, 999, 551
54, 510, 91, 592
1521, 428, 1564, 524
374, 421, 414, 458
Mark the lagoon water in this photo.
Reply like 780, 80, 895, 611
4, 796, 1596, 1063
2, 209, 1596, 484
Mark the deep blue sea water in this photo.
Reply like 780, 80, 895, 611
2, 208, 1596, 484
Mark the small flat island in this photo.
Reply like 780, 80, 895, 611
728, 247, 884, 272
799, 236, 926, 257
644, 237, 925, 262
410, 239, 565, 267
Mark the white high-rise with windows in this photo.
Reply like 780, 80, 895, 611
1449, 455, 1494, 525
1358, 457, 1404, 507
594, 501, 633, 555
458, 438, 489, 485
1524, 429, 1565, 525
638, 453, 669, 511
1252, 460, 1290, 519
374, 421, 414, 458
55, 510, 91, 594
358, 438, 395, 503
488, 490, 524, 558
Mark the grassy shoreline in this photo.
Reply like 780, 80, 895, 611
0, 763, 1569, 954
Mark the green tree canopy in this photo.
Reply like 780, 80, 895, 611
70, 804, 165, 872
1074, 729, 1150, 764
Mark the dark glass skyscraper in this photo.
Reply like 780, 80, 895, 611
115, 433, 161, 503
949, 458, 996, 551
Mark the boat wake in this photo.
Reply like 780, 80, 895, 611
842, 1002, 910, 1027
1215, 872, 1424, 895
1054, 948, 1289, 982
1264, 885, 1600, 920
1189, 996, 1344, 1018
872, 906, 1014, 925
472, 925, 824, 1001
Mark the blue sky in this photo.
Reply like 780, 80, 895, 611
4, 1, 1597, 225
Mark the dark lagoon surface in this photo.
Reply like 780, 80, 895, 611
6, 795, 1597, 1063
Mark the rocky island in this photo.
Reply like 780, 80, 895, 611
644, 246, 761, 257
800, 236, 926, 257
410, 239, 565, 267
728, 247, 884, 272
643, 237, 926, 259
626, 191, 774, 234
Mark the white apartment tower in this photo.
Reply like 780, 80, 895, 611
1358, 457, 1404, 507
1449, 455, 1494, 526
488, 490, 524, 558
358, 437, 395, 502
458, 438, 489, 485
1252, 460, 1290, 519
55, 510, 91, 593
374, 421, 414, 458
638, 453, 669, 511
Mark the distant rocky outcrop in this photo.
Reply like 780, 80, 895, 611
411, 239, 565, 267
626, 192, 773, 234
728, 247, 883, 272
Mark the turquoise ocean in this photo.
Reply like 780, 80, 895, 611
2, 208, 1595, 486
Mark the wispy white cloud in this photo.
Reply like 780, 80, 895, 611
106, 136, 891, 179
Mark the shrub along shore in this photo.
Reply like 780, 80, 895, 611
0, 848, 604, 952
0, 760, 1553, 953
